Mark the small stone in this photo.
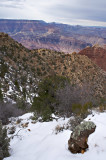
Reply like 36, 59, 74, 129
81, 149, 85, 154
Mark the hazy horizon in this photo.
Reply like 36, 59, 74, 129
0, 18, 106, 28
0, 0, 106, 27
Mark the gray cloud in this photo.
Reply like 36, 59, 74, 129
0, 0, 25, 2
0, 0, 106, 26
0, 4, 23, 9
44, 0, 106, 22
0, 0, 25, 8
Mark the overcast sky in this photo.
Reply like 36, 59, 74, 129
0, 0, 106, 26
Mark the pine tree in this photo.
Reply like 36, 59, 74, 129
31, 75, 70, 121
42, 106, 52, 122
0, 121, 10, 160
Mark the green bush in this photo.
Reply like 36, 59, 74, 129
31, 75, 70, 121
31, 94, 52, 121
72, 102, 93, 117
72, 104, 82, 116
0, 121, 10, 160
14, 80, 19, 90
16, 98, 27, 110
0, 62, 8, 78
99, 98, 106, 111
42, 106, 52, 122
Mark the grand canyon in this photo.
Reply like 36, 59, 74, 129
0, 19, 106, 53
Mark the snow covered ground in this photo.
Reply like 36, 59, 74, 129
4, 112, 106, 160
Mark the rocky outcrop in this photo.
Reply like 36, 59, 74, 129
68, 121, 96, 153
79, 45, 106, 71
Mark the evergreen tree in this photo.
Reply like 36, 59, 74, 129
42, 106, 52, 122
0, 121, 10, 160
31, 75, 70, 121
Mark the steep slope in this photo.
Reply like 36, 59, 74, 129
0, 19, 106, 53
79, 45, 106, 71
0, 32, 106, 103
0, 32, 39, 103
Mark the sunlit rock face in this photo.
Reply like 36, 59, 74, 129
79, 45, 106, 71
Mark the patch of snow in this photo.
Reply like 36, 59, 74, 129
6, 85, 13, 95
18, 113, 33, 120
4, 112, 106, 160
20, 86, 23, 92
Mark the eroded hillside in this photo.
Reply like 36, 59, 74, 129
0, 32, 106, 103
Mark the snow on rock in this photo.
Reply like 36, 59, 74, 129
4, 112, 106, 160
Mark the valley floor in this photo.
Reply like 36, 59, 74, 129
4, 112, 106, 160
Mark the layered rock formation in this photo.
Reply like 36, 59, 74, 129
79, 45, 106, 71
0, 19, 106, 53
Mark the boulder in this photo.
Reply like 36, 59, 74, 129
68, 121, 96, 153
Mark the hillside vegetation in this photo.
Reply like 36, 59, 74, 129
0, 32, 106, 160
0, 32, 106, 104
